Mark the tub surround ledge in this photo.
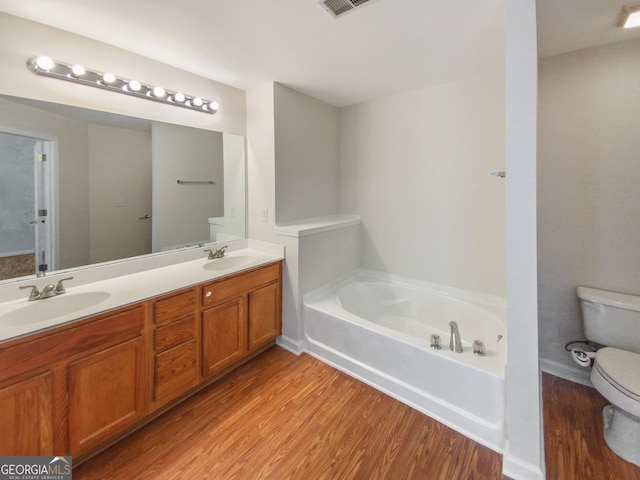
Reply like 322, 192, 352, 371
274, 214, 361, 237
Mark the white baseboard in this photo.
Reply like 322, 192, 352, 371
276, 335, 305, 355
502, 440, 545, 480
540, 358, 592, 387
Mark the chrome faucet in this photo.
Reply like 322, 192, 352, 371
204, 245, 228, 260
449, 321, 463, 353
20, 277, 73, 301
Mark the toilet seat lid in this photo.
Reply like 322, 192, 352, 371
594, 347, 640, 402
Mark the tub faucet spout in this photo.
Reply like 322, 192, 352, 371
449, 321, 463, 353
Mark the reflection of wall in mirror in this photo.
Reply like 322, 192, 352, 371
88, 124, 152, 263
0, 96, 154, 273
152, 123, 224, 251
0, 132, 36, 279
0, 96, 91, 270
216, 134, 246, 242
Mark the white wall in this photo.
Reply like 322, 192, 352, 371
0, 12, 246, 136
247, 83, 352, 352
247, 83, 301, 349
503, 0, 543, 478
538, 38, 640, 383
339, 73, 506, 297
88, 124, 152, 263
274, 83, 340, 223
152, 123, 224, 250
247, 84, 277, 242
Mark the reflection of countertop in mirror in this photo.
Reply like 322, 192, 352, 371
0, 239, 284, 343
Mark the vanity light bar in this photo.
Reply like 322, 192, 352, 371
27, 56, 219, 115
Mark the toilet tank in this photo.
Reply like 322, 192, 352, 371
577, 286, 640, 354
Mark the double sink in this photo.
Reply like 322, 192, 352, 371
0, 253, 262, 334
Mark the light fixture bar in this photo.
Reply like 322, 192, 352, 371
27, 56, 219, 115
618, 4, 640, 28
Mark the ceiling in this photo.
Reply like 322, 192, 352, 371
0, 0, 637, 107
537, 0, 640, 58
0, 0, 505, 107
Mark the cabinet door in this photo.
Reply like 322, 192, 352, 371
154, 339, 197, 404
202, 297, 245, 377
67, 336, 146, 456
0, 372, 53, 455
248, 282, 281, 351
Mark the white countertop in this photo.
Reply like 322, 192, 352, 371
0, 240, 284, 343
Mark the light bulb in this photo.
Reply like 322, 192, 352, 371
191, 97, 203, 107
208, 102, 219, 112
128, 80, 142, 92
34, 56, 54, 71
71, 64, 86, 77
152, 86, 166, 98
172, 92, 186, 103
102, 72, 116, 84
625, 10, 640, 28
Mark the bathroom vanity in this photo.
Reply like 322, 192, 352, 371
0, 245, 283, 463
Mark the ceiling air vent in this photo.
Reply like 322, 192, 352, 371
318, 0, 373, 18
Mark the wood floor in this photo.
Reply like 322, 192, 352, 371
543, 373, 640, 479
73, 346, 640, 479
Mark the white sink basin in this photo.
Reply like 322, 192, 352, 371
203, 255, 257, 271
0, 291, 111, 327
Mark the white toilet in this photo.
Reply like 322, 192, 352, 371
577, 286, 640, 465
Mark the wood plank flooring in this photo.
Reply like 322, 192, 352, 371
73, 347, 640, 479
543, 373, 640, 480
74, 346, 506, 479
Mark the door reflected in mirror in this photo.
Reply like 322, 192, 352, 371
0, 94, 245, 282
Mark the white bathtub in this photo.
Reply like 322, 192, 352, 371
302, 270, 507, 452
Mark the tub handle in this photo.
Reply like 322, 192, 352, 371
430, 334, 442, 350
473, 340, 486, 356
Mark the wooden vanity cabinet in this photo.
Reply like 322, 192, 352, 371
248, 281, 281, 351
150, 288, 199, 409
0, 259, 282, 462
201, 262, 282, 378
0, 304, 148, 457
0, 371, 53, 455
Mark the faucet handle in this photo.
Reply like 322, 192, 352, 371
472, 340, 486, 356
204, 249, 214, 260
19, 285, 40, 300
55, 277, 74, 294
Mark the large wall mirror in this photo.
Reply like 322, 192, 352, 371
0, 94, 246, 283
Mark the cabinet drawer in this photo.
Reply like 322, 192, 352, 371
202, 263, 280, 307
0, 305, 145, 382
154, 289, 196, 326
154, 317, 196, 353
154, 339, 197, 403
